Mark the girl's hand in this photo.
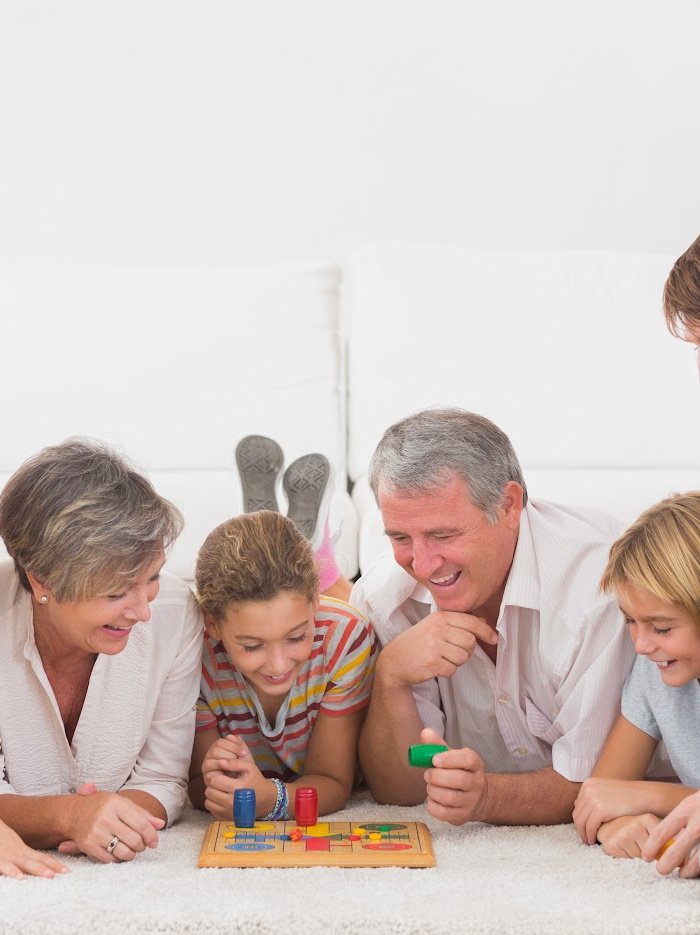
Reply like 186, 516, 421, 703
642, 791, 700, 877
201, 734, 249, 783
596, 814, 660, 858
0, 820, 69, 879
573, 778, 653, 845
202, 736, 277, 820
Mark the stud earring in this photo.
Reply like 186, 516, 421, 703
39, 595, 48, 604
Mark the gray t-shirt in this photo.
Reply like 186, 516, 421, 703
622, 655, 700, 787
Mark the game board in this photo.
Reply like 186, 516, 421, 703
198, 819, 436, 868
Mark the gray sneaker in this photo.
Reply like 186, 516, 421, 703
235, 435, 284, 513
283, 453, 332, 549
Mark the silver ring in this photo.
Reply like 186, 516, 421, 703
106, 835, 120, 855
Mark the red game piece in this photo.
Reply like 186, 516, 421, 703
294, 786, 318, 826
289, 827, 304, 841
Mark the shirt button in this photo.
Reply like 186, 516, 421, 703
497, 694, 509, 704
515, 747, 528, 757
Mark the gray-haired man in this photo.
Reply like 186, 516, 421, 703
352, 408, 634, 826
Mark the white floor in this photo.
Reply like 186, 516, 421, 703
2, 792, 699, 935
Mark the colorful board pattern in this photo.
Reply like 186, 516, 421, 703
198, 819, 435, 868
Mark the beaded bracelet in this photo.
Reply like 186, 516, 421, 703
261, 778, 289, 821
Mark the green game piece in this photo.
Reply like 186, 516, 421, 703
408, 743, 448, 767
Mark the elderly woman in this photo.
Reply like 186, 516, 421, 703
0, 439, 203, 864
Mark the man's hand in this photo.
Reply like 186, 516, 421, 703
379, 611, 497, 687
420, 727, 489, 825
596, 814, 660, 858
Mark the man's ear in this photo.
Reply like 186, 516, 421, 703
500, 481, 524, 529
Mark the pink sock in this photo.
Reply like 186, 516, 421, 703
315, 522, 341, 592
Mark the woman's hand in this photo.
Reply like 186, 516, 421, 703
596, 814, 660, 858
58, 788, 164, 863
201, 734, 277, 819
0, 820, 69, 879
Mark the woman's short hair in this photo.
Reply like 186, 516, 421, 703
195, 511, 318, 622
663, 234, 700, 337
0, 438, 183, 602
601, 491, 700, 629
368, 407, 528, 521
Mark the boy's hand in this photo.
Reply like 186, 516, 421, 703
573, 778, 651, 845
596, 814, 660, 858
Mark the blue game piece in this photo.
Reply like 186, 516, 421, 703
233, 788, 256, 828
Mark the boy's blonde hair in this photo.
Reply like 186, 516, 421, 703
195, 510, 318, 621
663, 235, 700, 337
601, 492, 700, 629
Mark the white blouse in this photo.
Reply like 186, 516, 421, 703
0, 561, 203, 824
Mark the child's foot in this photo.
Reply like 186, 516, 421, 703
235, 435, 284, 513
283, 453, 332, 550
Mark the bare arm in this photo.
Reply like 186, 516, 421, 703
188, 725, 220, 810
573, 715, 695, 846
422, 728, 580, 825
192, 710, 365, 819
472, 768, 580, 825
293, 709, 364, 815
359, 611, 498, 806
0, 791, 162, 862
358, 653, 428, 805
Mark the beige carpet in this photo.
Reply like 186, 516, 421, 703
1, 792, 699, 935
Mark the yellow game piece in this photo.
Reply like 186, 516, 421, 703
352, 828, 364, 836
656, 838, 675, 859
369, 832, 382, 841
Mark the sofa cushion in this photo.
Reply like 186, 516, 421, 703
0, 262, 357, 579
343, 243, 700, 571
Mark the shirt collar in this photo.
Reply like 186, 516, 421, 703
500, 504, 540, 615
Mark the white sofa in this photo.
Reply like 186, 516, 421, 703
1, 244, 698, 581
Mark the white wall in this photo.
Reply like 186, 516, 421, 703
1, 0, 698, 267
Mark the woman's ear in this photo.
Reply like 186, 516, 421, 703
25, 570, 50, 604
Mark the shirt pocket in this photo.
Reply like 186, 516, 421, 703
524, 697, 560, 746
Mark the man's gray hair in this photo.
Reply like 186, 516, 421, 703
369, 408, 528, 521
0, 437, 183, 602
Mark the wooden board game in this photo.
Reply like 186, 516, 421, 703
198, 819, 436, 868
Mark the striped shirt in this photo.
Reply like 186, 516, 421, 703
351, 500, 636, 782
196, 599, 376, 781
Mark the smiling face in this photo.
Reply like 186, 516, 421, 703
206, 591, 316, 707
30, 552, 165, 659
618, 581, 700, 686
378, 474, 523, 624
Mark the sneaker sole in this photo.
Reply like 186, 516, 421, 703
235, 435, 284, 513
283, 453, 332, 548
